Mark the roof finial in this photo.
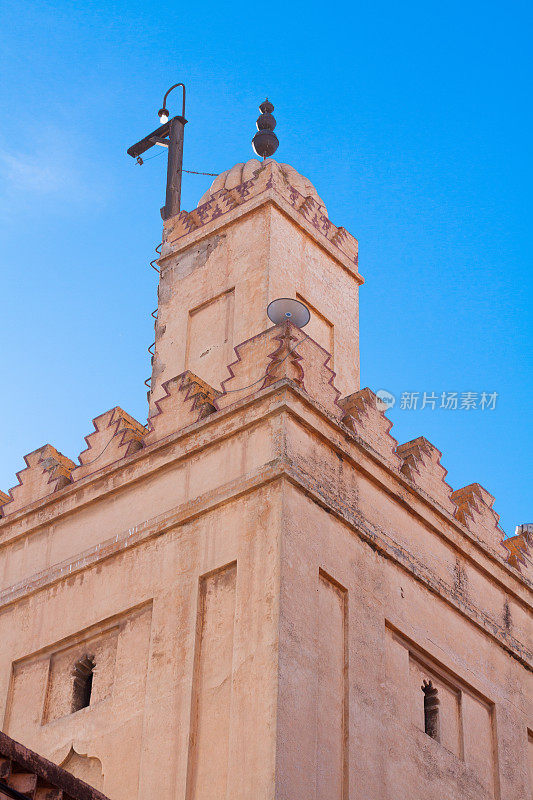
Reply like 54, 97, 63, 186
252, 98, 279, 160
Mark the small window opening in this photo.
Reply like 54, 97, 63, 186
422, 679, 440, 741
71, 655, 95, 712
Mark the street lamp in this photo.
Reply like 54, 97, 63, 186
127, 83, 187, 220
157, 82, 186, 125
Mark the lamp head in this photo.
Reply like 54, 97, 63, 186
158, 107, 169, 124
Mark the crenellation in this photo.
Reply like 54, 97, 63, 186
0, 370, 520, 572
216, 321, 342, 417
215, 324, 300, 411
339, 387, 400, 469
160, 160, 358, 267
452, 482, 507, 556
73, 407, 146, 481
397, 436, 455, 514
3, 444, 75, 517
145, 370, 219, 443
505, 526, 533, 579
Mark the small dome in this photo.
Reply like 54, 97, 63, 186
197, 158, 327, 216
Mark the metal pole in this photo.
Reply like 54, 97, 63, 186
161, 115, 187, 220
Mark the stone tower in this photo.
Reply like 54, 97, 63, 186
149, 157, 361, 410
0, 150, 531, 800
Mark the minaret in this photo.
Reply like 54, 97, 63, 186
148, 99, 363, 414
1, 92, 528, 800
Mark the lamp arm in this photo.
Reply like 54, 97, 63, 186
162, 83, 186, 117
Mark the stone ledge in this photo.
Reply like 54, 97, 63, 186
162, 160, 358, 268
0, 383, 529, 605
0, 463, 530, 673
159, 184, 364, 284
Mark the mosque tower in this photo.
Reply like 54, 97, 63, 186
0, 95, 531, 800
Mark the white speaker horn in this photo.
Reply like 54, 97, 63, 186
267, 298, 310, 328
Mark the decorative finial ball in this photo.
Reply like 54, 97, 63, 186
252, 98, 279, 159
259, 99, 274, 114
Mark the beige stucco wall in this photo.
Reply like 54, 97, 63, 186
0, 389, 531, 799
152, 201, 361, 409
277, 478, 531, 799
1, 473, 282, 800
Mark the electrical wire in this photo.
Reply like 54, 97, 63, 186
134, 155, 219, 177
182, 168, 219, 176
150, 242, 162, 274
77, 427, 131, 468
219, 336, 306, 394
136, 151, 164, 163
146, 242, 163, 387
82, 335, 305, 469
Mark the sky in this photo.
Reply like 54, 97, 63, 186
0, 0, 531, 537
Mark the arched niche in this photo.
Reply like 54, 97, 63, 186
60, 746, 104, 791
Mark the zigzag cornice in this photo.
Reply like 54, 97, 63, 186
504, 529, 533, 576
452, 482, 508, 559
397, 436, 455, 515
0, 382, 529, 600
339, 387, 400, 470
0, 388, 517, 576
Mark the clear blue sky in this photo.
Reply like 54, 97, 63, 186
1, 0, 531, 537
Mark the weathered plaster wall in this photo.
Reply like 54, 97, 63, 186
0, 393, 530, 799
276, 479, 531, 799
0, 413, 280, 594
152, 200, 361, 411
0, 480, 282, 800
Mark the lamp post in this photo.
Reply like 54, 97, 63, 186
127, 83, 187, 220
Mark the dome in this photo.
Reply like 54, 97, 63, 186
197, 158, 328, 217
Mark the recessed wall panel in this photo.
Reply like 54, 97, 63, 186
317, 570, 347, 800
186, 289, 235, 388
186, 562, 237, 800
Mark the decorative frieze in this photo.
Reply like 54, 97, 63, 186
161, 160, 358, 267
